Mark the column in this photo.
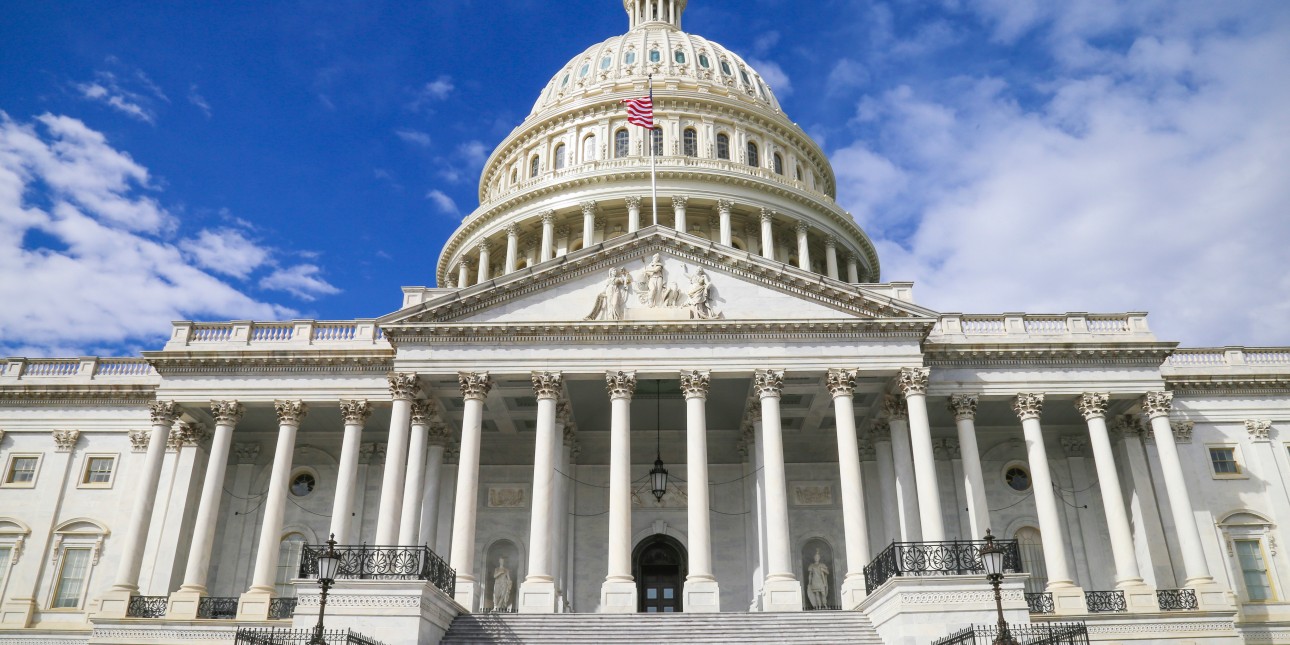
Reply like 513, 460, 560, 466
96, 401, 178, 616
899, 368, 944, 541
759, 208, 775, 260
551, 407, 574, 605
870, 420, 902, 543
750, 408, 771, 609
846, 255, 860, 283
475, 242, 491, 283
168, 401, 242, 617
680, 370, 720, 611
418, 423, 450, 549
625, 196, 641, 233
1143, 392, 1221, 596
398, 401, 432, 546
795, 221, 811, 270
504, 224, 520, 274
949, 395, 990, 541
520, 371, 563, 612
601, 371, 637, 612
672, 195, 688, 232
824, 236, 839, 279
375, 373, 419, 545
827, 369, 871, 607
581, 200, 597, 246
884, 395, 922, 541
716, 199, 733, 246
238, 400, 306, 619
332, 400, 371, 544
755, 369, 803, 611
540, 210, 556, 262
450, 372, 492, 610
457, 259, 472, 288
1012, 393, 1085, 611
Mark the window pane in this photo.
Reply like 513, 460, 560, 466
275, 534, 306, 598
52, 548, 91, 608
615, 130, 630, 158
0, 547, 11, 588
85, 457, 113, 484
583, 136, 597, 162
663, 588, 674, 599
716, 134, 729, 160
650, 128, 663, 156
683, 129, 697, 157
8, 457, 36, 483
554, 145, 566, 170
1210, 448, 1238, 474
1236, 539, 1272, 601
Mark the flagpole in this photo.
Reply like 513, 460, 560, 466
649, 74, 657, 227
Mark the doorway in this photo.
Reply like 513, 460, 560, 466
632, 534, 687, 613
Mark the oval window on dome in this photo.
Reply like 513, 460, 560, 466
758, 80, 768, 99
600, 55, 612, 70
674, 50, 686, 64
698, 53, 710, 68
560, 73, 570, 88
624, 50, 637, 65
649, 49, 661, 63
740, 69, 752, 85
579, 63, 590, 78
720, 60, 732, 76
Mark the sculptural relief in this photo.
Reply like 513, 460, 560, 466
584, 253, 723, 320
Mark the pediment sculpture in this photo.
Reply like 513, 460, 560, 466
584, 253, 723, 321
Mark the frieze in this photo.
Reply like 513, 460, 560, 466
791, 483, 833, 506
487, 486, 527, 508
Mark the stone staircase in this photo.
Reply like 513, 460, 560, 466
441, 611, 885, 644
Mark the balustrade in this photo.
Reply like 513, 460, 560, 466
234, 627, 384, 645
1025, 592, 1055, 614
267, 597, 297, 620
125, 595, 168, 618
196, 595, 240, 619
1084, 590, 1127, 613
862, 539, 1022, 594
298, 544, 455, 594
1156, 588, 1199, 611
934, 622, 1089, 645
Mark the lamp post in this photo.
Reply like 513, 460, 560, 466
979, 529, 1017, 645
310, 533, 342, 645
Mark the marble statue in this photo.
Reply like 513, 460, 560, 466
492, 556, 513, 612
639, 253, 668, 307
584, 268, 631, 320
685, 267, 722, 319
806, 549, 830, 609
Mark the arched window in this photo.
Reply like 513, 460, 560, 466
624, 50, 637, 65
716, 133, 730, 160
649, 49, 661, 63
682, 128, 697, 157
48, 519, 107, 609
747, 141, 760, 167
773, 153, 784, 175
275, 533, 307, 598
529, 155, 540, 178
650, 127, 663, 156
554, 144, 567, 170
795, 165, 803, 181
614, 129, 630, 158
582, 135, 597, 162
674, 50, 686, 64
1015, 527, 1047, 594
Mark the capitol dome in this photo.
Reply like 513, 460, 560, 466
437, 0, 881, 289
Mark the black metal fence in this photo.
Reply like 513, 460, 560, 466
1084, 590, 1127, 613
126, 595, 168, 618
196, 596, 239, 619
804, 602, 842, 611
233, 627, 385, 645
299, 544, 455, 594
268, 597, 297, 620
934, 622, 1090, 645
1025, 592, 1055, 614
1157, 588, 1199, 611
863, 539, 1023, 593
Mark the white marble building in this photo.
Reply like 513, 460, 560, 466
2, 1, 1288, 643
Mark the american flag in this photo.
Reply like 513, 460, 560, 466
622, 94, 654, 128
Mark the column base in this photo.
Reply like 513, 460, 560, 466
761, 577, 803, 612
1117, 582, 1158, 613
518, 579, 558, 614
236, 588, 274, 621
94, 588, 135, 619
840, 574, 867, 610
599, 579, 637, 613
454, 578, 479, 613
1047, 583, 1087, 616
0, 598, 35, 627
683, 577, 720, 613
166, 589, 204, 619
1192, 582, 1238, 610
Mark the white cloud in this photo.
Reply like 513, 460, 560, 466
408, 75, 455, 112
188, 84, 212, 117
425, 189, 458, 216
395, 129, 432, 147
179, 228, 269, 278
259, 264, 340, 301
826, 58, 869, 94
457, 140, 489, 167
73, 68, 167, 124
749, 59, 793, 97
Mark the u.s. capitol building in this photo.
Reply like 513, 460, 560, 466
2, 1, 1287, 644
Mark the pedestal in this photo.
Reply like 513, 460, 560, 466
761, 577, 803, 612
95, 589, 134, 619
236, 588, 274, 621
599, 579, 637, 613
840, 574, 868, 610
683, 578, 720, 613
454, 579, 479, 613
166, 589, 203, 619
1048, 583, 1087, 616
1120, 583, 1159, 613
858, 573, 1029, 645
292, 579, 465, 645
518, 579, 558, 613
0, 598, 35, 627
1194, 582, 1239, 611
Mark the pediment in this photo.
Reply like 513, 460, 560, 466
381, 228, 937, 330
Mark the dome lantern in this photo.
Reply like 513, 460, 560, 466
625, 0, 686, 30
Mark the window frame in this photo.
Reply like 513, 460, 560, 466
682, 128, 698, 157
77, 453, 118, 489
529, 154, 540, 178
716, 133, 730, 160
49, 547, 93, 610
746, 141, 760, 168
0, 518, 30, 602
614, 129, 630, 159
1234, 538, 1276, 602
2, 453, 42, 488
44, 519, 108, 611
553, 143, 567, 170
1207, 443, 1246, 479
582, 134, 597, 163
275, 532, 308, 598
650, 127, 663, 157
773, 152, 784, 175
1001, 460, 1033, 496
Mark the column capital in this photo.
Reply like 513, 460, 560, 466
679, 369, 711, 399
556, 400, 573, 425
339, 399, 372, 425
210, 400, 245, 426
870, 419, 891, 442
1075, 392, 1110, 420
410, 400, 434, 425
580, 200, 598, 217
562, 424, 578, 446
594, 213, 607, 230
539, 208, 557, 224
459, 258, 474, 270
671, 194, 689, 209
882, 394, 908, 421
554, 224, 571, 238
1060, 435, 1088, 457
1246, 419, 1272, 442
754, 368, 785, 398
826, 368, 857, 397
624, 195, 642, 209
715, 198, 734, 213
857, 437, 877, 461
168, 422, 207, 452
128, 428, 150, 452
360, 441, 386, 464
531, 371, 564, 400
1012, 393, 1045, 421
474, 240, 493, 255
1141, 391, 1174, 418
1112, 414, 1149, 443
897, 367, 930, 396
428, 422, 453, 446
824, 235, 837, 249
745, 401, 762, 423
274, 400, 308, 426
794, 220, 809, 234
605, 370, 637, 399
52, 429, 80, 452
388, 372, 421, 400
1171, 420, 1195, 443
759, 207, 775, 223
948, 394, 978, 421
933, 437, 960, 460
233, 442, 261, 464
149, 400, 180, 426
458, 371, 493, 400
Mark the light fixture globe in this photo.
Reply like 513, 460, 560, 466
650, 457, 669, 501
979, 529, 1005, 578
317, 534, 342, 584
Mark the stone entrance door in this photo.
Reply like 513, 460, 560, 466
633, 534, 687, 613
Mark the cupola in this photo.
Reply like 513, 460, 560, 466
625, 0, 686, 30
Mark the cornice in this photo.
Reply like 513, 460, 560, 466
0, 384, 156, 406
1166, 376, 1290, 396
385, 318, 934, 344
923, 343, 1176, 368
143, 350, 395, 376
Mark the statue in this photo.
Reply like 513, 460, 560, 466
491, 556, 513, 612
639, 253, 667, 307
685, 267, 722, 319
584, 268, 630, 320
806, 549, 830, 609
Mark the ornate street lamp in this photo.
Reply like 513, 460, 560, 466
979, 529, 1017, 645
310, 533, 342, 645
649, 380, 668, 501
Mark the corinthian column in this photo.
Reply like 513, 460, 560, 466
398, 401, 432, 546
457, 259, 472, 288
418, 423, 451, 549
581, 201, 597, 246
238, 400, 306, 620
756, 368, 803, 611
672, 195, 689, 232
716, 199, 733, 245
375, 372, 419, 545
899, 367, 944, 541
795, 221, 811, 270
540, 210, 556, 261
824, 236, 839, 279
884, 394, 921, 541
1143, 392, 1216, 590
680, 370, 720, 611
870, 420, 901, 543
846, 254, 860, 283
759, 209, 775, 260
475, 242, 491, 283
505, 223, 520, 274
332, 399, 371, 544
949, 395, 989, 540
827, 369, 871, 607
520, 371, 563, 612
450, 372, 492, 610
601, 370, 637, 613
625, 196, 642, 233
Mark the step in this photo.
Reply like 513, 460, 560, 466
441, 611, 885, 645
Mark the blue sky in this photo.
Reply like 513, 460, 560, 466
2, 0, 1288, 356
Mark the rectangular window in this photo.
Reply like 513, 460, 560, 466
1210, 447, 1240, 475
83, 456, 114, 485
0, 546, 11, 589
5, 456, 38, 484
51, 548, 91, 608
1235, 539, 1274, 601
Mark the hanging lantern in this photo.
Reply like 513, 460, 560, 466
649, 379, 668, 501
650, 457, 669, 501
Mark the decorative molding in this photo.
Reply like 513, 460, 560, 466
897, 367, 929, 396
754, 368, 784, 398
1075, 392, 1109, 420
531, 371, 564, 399
790, 483, 833, 506
679, 369, 710, 398
273, 399, 307, 425
1246, 419, 1272, 442
605, 370, 637, 399
409, 400, 433, 425
487, 486, 527, 508
1142, 391, 1174, 418
870, 419, 891, 442
1060, 435, 1088, 458
1012, 393, 1045, 421
51, 429, 79, 452
1171, 420, 1195, 443
948, 394, 978, 421
149, 400, 180, 426
388, 371, 420, 401
146, 352, 393, 376
933, 437, 960, 460
825, 368, 856, 397
209, 400, 244, 426
233, 442, 260, 464
359, 442, 386, 464
857, 437, 876, 461
339, 399, 372, 425
128, 428, 151, 451
167, 422, 206, 451
458, 371, 493, 400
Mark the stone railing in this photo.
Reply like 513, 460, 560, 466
166, 319, 390, 350
2, 357, 158, 381
1164, 347, 1290, 371
932, 313, 1150, 341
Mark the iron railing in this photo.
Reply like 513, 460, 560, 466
1026, 592, 1055, 614
863, 539, 1023, 593
126, 595, 168, 618
1085, 590, 1127, 613
197, 596, 239, 619
299, 544, 455, 594
933, 622, 1090, 645
486, 605, 517, 613
267, 597, 297, 620
234, 627, 385, 645
1157, 588, 1199, 611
